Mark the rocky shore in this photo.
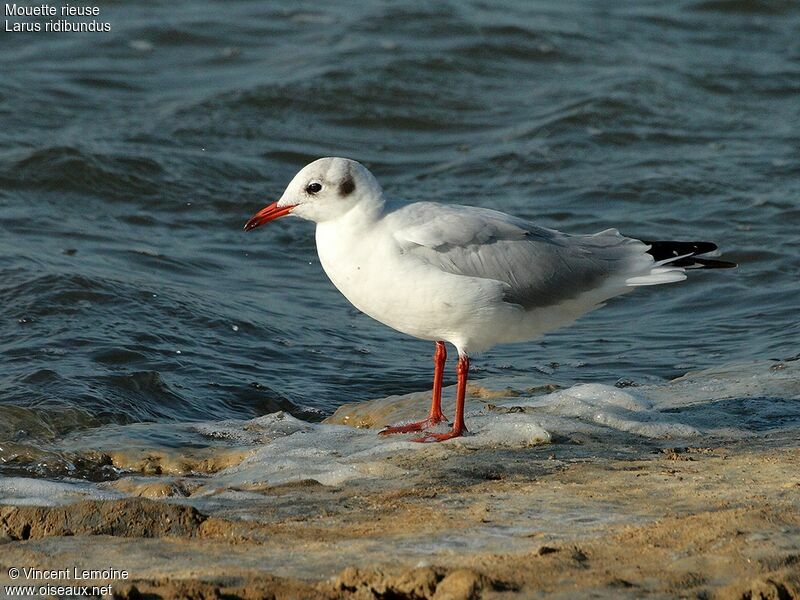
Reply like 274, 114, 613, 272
1, 362, 799, 599
1, 442, 798, 598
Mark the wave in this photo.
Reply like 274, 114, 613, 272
0, 146, 164, 200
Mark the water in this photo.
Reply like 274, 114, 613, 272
1, 1, 799, 479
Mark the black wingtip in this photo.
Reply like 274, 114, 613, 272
641, 239, 736, 269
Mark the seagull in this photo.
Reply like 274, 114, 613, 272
244, 157, 735, 442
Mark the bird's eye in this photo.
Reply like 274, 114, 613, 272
306, 182, 322, 194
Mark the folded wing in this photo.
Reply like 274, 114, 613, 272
391, 203, 656, 310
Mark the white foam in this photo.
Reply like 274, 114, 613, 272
197, 416, 420, 490
0, 477, 121, 506
463, 413, 551, 448
516, 383, 701, 438
191, 411, 314, 444
194, 409, 551, 491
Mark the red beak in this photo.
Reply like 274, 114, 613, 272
243, 202, 295, 231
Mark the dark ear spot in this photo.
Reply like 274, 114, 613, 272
339, 176, 355, 197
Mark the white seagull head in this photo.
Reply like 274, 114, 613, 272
244, 157, 382, 230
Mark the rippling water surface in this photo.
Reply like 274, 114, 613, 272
1, 1, 799, 468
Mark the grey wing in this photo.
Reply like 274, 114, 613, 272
392, 203, 651, 309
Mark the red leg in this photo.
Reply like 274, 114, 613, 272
429, 341, 447, 422
412, 354, 469, 443
379, 342, 449, 435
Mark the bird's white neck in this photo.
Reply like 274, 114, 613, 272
318, 194, 386, 234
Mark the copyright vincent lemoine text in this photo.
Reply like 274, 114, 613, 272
5, 566, 129, 597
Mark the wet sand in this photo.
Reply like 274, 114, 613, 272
1, 439, 798, 598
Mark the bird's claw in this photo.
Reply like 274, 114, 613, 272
379, 416, 448, 435
410, 428, 466, 443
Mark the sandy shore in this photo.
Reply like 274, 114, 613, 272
1, 440, 798, 598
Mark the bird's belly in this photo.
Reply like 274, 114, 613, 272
314, 225, 605, 353
316, 236, 514, 348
